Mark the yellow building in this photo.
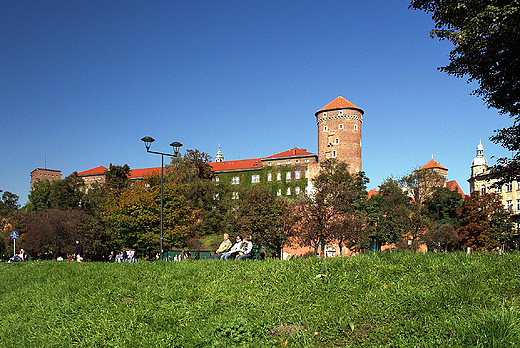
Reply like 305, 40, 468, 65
468, 141, 520, 229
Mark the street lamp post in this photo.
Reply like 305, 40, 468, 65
436, 203, 440, 252
141, 137, 182, 261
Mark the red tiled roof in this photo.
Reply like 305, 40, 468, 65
420, 159, 447, 171
128, 167, 161, 179
446, 180, 466, 198
77, 166, 108, 176
316, 96, 363, 115
262, 148, 316, 160
209, 158, 263, 172
367, 189, 379, 199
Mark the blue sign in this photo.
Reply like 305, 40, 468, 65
11, 231, 19, 239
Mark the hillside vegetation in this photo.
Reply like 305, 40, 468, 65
1, 252, 520, 347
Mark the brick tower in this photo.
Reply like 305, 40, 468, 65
315, 96, 364, 173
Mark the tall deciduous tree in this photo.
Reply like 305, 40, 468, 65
23, 208, 90, 258
296, 159, 370, 256
375, 178, 415, 245
103, 177, 196, 252
238, 188, 293, 258
457, 191, 514, 251
167, 149, 237, 237
104, 164, 130, 193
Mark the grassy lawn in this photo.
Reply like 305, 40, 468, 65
1, 252, 520, 347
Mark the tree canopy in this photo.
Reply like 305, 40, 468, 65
410, 0, 520, 181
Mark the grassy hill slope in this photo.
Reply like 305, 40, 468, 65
1, 252, 520, 347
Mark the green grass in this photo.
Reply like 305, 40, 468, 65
1, 253, 520, 347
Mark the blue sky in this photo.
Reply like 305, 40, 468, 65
1, 0, 513, 205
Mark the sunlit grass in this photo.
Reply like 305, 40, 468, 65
1, 252, 519, 347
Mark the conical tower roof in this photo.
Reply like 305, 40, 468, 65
315, 96, 364, 116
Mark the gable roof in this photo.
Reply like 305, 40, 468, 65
262, 148, 316, 160
446, 180, 466, 198
316, 96, 364, 115
209, 158, 263, 172
77, 166, 108, 176
128, 167, 161, 180
420, 159, 447, 171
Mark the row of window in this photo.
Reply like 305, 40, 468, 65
323, 124, 358, 132
228, 170, 310, 185
267, 158, 311, 166
506, 199, 520, 212
497, 182, 520, 193
83, 177, 103, 182
322, 110, 345, 117
230, 186, 303, 200
481, 181, 520, 193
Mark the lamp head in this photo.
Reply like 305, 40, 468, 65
141, 136, 155, 151
170, 142, 183, 157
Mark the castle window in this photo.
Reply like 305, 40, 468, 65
295, 186, 301, 195
332, 150, 337, 158
287, 187, 291, 195
305, 170, 309, 178
232, 177, 240, 185
305, 159, 310, 163
335, 138, 339, 145
295, 159, 300, 164
267, 173, 272, 181
339, 124, 344, 129
277, 189, 281, 196
323, 126, 328, 132
323, 112, 327, 118
277, 173, 282, 181
286, 160, 291, 164
252, 175, 260, 183
506, 182, 513, 192
295, 171, 300, 179
268, 162, 272, 166
215, 177, 220, 182
286, 172, 291, 180
232, 192, 239, 200
354, 124, 358, 131
481, 185, 486, 194
338, 110, 343, 115
277, 161, 281, 166
517, 199, 520, 211
496, 185, 502, 193
517, 182, 520, 190
507, 200, 513, 211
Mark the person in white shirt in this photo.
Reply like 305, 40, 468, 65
221, 236, 242, 260
236, 236, 253, 261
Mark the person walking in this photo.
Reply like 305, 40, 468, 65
75, 240, 83, 262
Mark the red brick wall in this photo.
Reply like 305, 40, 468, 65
316, 108, 363, 173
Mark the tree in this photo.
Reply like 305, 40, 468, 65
237, 188, 293, 258
103, 177, 196, 253
166, 149, 237, 238
49, 172, 84, 209
23, 208, 90, 258
296, 159, 370, 256
400, 168, 446, 204
410, 0, 520, 181
457, 191, 514, 251
375, 178, 415, 246
104, 164, 130, 193
26, 180, 52, 212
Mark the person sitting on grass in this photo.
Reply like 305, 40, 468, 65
236, 235, 253, 261
221, 236, 242, 260
210, 233, 232, 259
